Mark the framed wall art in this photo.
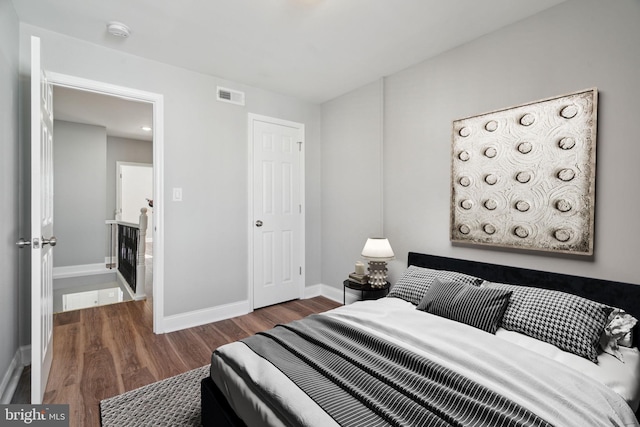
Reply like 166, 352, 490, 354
450, 88, 598, 255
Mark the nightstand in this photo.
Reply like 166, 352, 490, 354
343, 280, 390, 305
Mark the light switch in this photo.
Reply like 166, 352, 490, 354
172, 188, 183, 201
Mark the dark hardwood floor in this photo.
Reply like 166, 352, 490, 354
11, 296, 340, 427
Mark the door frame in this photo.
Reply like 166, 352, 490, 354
47, 72, 166, 333
247, 113, 305, 309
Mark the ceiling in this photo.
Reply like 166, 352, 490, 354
14, 0, 567, 105
53, 86, 153, 141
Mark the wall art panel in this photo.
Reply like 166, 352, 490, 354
450, 88, 597, 255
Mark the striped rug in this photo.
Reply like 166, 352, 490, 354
100, 365, 209, 427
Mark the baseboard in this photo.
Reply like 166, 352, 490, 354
161, 285, 346, 333
20, 346, 30, 366
53, 263, 112, 280
0, 346, 29, 404
304, 283, 362, 304
302, 283, 323, 298
162, 300, 252, 333
303, 283, 346, 304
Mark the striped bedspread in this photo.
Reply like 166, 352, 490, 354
242, 314, 552, 427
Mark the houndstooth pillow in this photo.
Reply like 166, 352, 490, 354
388, 265, 483, 306
486, 282, 611, 363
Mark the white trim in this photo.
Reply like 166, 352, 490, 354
302, 283, 323, 298
158, 285, 348, 333
247, 114, 306, 309
162, 300, 252, 333
46, 72, 166, 333
0, 350, 21, 403
19, 346, 31, 367
303, 284, 350, 305
0, 346, 30, 404
53, 263, 113, 279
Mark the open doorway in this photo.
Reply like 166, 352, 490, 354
43, 73, 165, 334
51, 85, 154, 312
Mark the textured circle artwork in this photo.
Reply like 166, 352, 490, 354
450, 89, 597, 254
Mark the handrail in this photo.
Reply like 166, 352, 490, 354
106, 219, 140, 229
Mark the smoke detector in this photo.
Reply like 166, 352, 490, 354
107, 22, 131, 38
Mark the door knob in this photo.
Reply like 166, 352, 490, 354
42, 236, 57, 247
255, 220, 263, 227
16, 238, 31, 249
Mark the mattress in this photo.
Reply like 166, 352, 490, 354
210, 297, 640, 427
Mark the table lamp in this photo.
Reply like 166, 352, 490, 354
361, 238, 394, 288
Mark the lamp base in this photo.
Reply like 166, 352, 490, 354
367, 261, 388, 288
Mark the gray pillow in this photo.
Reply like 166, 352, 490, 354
417, 278, 512, 334
486, 282, 611, 363
388, 265, 483, 306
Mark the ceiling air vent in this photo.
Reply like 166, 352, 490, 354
217, 86, 245, 106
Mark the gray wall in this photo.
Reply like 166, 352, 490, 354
18, 23, 323, 329
53, 120, 107, 267
383, 0, 640, 284
0, 0, 20, 396
106, 136, 153, 221
320, 80, 384, 289
322, 0, 640, 288
319, 0, 640, 288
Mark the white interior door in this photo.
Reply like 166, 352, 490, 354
117, 162, 153, 237
251, 116, 304, 309
30, 36, 55, 404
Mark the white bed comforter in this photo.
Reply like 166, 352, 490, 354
211, 298, 640, 427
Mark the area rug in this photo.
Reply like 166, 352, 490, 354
100, 364, 210, 426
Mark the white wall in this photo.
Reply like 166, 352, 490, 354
17, 24, 322, 335
381, 0, 640, 283
53, 120, 107, 267
320, 80, 384, 290
0, 0, 20, 399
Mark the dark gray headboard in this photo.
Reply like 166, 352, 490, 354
407, 252, 640, 343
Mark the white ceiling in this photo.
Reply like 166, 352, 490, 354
53, 86, 153, 141
14, 0, 567, 105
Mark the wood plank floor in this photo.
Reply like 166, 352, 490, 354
15, 296, 340, 427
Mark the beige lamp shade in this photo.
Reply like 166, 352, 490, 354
361, 238, 394, 261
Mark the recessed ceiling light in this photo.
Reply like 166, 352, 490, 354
107, 22, 131, 38
141, 126, 152, 132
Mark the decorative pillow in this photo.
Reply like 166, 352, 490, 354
416, 278, 512, 334
388, 265, 484, 306
599, 309, 638, 362
486, 282, 611, 363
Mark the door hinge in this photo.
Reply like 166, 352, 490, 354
297, 141, 302, 151
299, 204, 302, 213
299, 266, 302, 275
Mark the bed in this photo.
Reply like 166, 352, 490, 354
201, 252, 640, 426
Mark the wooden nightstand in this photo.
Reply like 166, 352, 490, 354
343, 280, 390, 305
